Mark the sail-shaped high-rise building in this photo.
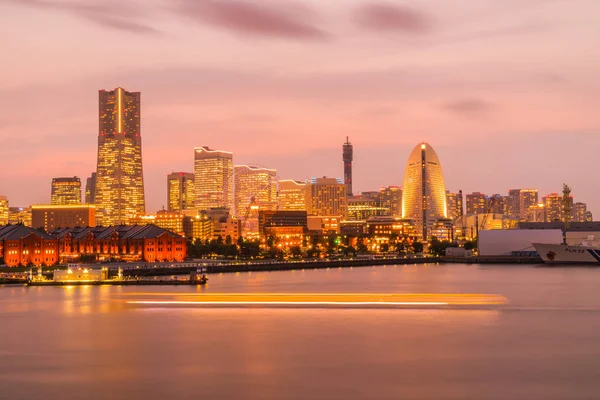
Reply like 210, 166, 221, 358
95, 87, 145, 226
402, 142, 448, 240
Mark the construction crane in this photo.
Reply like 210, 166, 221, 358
479, 195, 499, 231
562, 183, 572, 244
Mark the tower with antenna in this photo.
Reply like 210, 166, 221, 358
342, 137, 353, 196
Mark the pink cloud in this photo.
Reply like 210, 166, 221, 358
354, 2, 430, 34
177, 0, 329, 40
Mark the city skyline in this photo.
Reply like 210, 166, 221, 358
1, 0, 599, 215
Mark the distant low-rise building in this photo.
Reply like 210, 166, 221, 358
31, 204, 96, 232
0, 224, 59, 266
52, 224, 187, 263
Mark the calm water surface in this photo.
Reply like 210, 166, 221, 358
2, 264, 600, 400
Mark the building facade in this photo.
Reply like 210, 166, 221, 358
305, 177, 347, 218
8, 207, 31, 227
278, 180, 307, 211
95, 87, 145, 226
51, 177, 81, 205
52, 225, 187, 263
0, 196, 8, 225
342, 137, 353, 196
234, 165, 278, 238
466, 192, 486, 215
378, 186, 402, 218
543, 193, 563, 222
194, 147, 233, 211
573, 202, 587, 223
0, 224, 60, 266
85, 173, 96, 204
446, 190, 463, 220
167, 172, 195, 212
401, 143, 448, 240
31, 205, 96, 232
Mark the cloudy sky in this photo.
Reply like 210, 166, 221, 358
0, 0, 599, 214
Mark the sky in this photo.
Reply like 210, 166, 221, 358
0, 0, 599, 215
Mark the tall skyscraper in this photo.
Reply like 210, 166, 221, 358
519, 189, 538, 221
194, 147, 233, 211
504, 189, 521, 218
278, 180, 307, 211
85, 173, 96, 204
446, 190, 463, 219
234, 165, 278, 237
342, 137, 353, 196
95, 87, 145, 226
402, 142, 448, 240
51, 177, 81, 205
466, 192, 486, 215
542, 193, 563, 222
0, 196, 8, 225
167, 172, 195, 212
305, 177, 347, 218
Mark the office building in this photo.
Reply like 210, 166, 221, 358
402, 143, 448, 240
543, 193, 563, 222
378, 186, 402, 218
446, 190, 463, 220
342, 137, 353, 196
347, 195, 387, 221
31, 204, 96, 232
305, 177, 347, 218
573, 202, 588, 223
167, 172, 195, 212
194, 147, 233, 211
519, 189, 538, 221
85, 173, 96, 204
51, 177, 82, 205
95, 87, 145, 225
278, 180, 307, 211
8, 207, 31, 227
0, 196, 8, 225
234, 165, 277, 238
466, 192, 486, 215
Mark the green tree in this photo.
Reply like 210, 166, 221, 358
412, 241, 424, 254
290, 246, 302, 258
225, 235, 233, 246
464, 240, 477, 251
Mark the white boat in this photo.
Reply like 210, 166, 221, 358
533, 237, 600, 264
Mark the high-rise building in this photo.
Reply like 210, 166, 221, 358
167, 172, 195, 213
446, 190, 463, 220
378, 186, 402, 218
0, 196, 8, 225
585, 211, 593, 222
519, 189, 538, 220
85, 173, 96, 204
504, 189, 521, 218
194, 147, 233, 211
466, 192, 486, 215
31, 204, 96, 232
342, 137, 354, 196
305, 177, 347, 218
51, 177, 82, 205
278, 180, 307, 211
487, 194, 505, 214
234, 165, 278, 237
543, 193, 563, 222
573, 202, 588, 223
95, 87, 145, 226
401, 143, 448, 240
